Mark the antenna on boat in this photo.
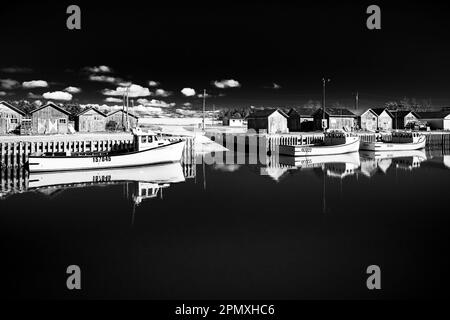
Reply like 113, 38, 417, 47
126, 86, 130, 131
122, 92, 126, 128
322, 78, 330, 132
202, 89, 206, 131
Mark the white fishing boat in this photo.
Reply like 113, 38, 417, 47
279, 131, 360, 157
360, 131, 426, 151
27, 129, 186, 172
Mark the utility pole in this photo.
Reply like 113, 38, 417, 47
126, 86, 130, 131
202, 89, 206, 131
354, 91, 359, 110
122, 92, 125, 129
322, 78, 330, 132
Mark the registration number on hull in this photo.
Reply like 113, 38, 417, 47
299, 147, 312, 153
93, 155, 111, 163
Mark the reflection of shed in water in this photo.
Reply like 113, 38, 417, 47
444, 155, 450, 169
359, 157, 379, 177
324, 162, 358, 179
393, 157, 423, 170
376, 159, 393, 174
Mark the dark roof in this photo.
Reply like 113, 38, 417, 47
416, 111, 450, 119
371, 108, 394, 117
0, 101, 26, 116
288, 107, 316, 117
247, 108, 288, 119
314, 108, 356, 117
107, 109, 139, 119
350, 109, 377, 117
77, 107, 107, 117
30, 102, 72, 116
390, 110, 419, 118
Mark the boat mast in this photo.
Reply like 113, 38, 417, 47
322, 78, 330, 132
122, 92, 126, 128
202, 89, 206, 131
126, 86, 130, 131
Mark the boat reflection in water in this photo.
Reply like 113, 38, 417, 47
278, 152, 361, 179
359, 149, 427, 174
28, 162, 186, 205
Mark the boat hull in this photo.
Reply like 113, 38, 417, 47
279, 137, 360, 157
360, 135, 426, 151
28, 140, 186, 172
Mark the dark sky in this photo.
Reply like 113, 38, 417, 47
1, 0, 450, 111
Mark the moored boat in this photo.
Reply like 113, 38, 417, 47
27, 129, 186, 172
279, 131, 360, 157
360, 131, 426, 151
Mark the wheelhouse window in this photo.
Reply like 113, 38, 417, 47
141, 136, 147, 143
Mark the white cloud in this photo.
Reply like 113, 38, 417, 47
89, 75, 121, 84
28, 92, 42, 99
105, 97, 123, 103
155, 88, 172, 97
137, 98, 175, 108
42, 91, 73, 101
22, 80, 49, 88
64, 86, 82, 94
148, 81, 159, 87
0, 91, 6, 96
0, 79, 20, 89
213, 79, 241, 89
181, 88, 196, 97
102, 84, 151, 98
1, 67, 33, 73
33, 100, 43, 107
272, 83, 281, 89
84, 65, 112, 73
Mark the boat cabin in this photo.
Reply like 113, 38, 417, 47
391, 131, 423, 144
324, 130, 358, 146
132, 129, 170, 152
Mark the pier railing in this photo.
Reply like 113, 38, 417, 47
0, 133, 195, 168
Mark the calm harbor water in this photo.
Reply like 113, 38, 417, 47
1, 148, 450, 299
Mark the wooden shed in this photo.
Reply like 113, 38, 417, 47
247, 108, 289, 134
0, 101, 26, 134
391, 111, 420, 129
29, 102, 71, 134
106, 109, 139, 130
287, 108, 315, 132
313, 108, 357, 131
76, 107, 107, 132
416, 111, 450, 130
371, 108, 394, 131
352, 109, 378, 131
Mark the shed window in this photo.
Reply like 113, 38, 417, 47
10, 118, 18, 124
59, 118, 67, 124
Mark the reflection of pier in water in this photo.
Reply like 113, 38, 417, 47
0, 163, 196, 204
